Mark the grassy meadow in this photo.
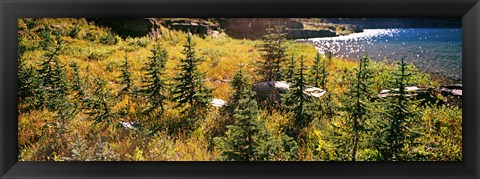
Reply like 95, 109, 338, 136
18, 18, 461, 161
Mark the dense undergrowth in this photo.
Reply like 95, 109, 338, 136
18, 18, 461, 161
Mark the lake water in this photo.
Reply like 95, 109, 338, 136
298, 28, 462, 83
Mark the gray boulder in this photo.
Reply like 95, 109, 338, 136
252, 81, 326, 107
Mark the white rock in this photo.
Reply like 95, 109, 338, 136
405, 86, 420, 92
273, 81, 290, 89
119, 121, 138, 129
380, 89, 391, 94
452, 89, 462, 96
211, 98, 227, 107
304, 87, 326, 98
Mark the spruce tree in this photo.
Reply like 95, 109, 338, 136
257, 25, 288, 81
172, 31, 213, 117
18, 55, 38, 109
215, 84, 260, 161
141, 43, 169, 114
69, 62, 85, 99
285, 55, 296, 83
118, 53, 133, 95
374, 58, 418, 161
342, 54, 374, 161
83, 77, 116, 125
309, 52, 328, 89
284, 55, 314, 131
36, 36, 69, 111
225, 64, 250, 116
50, 58, 69, 110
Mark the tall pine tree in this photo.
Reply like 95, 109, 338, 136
141, 43, 169, 114
309, 52, 328, 89
36, 35, 69, 111
373, 58, 418, 161
118, 53, 133, 95
215, 68, 260, 161
18, 52, 38, 111
257, 25, 288, 81
225, 64, 250, 116
285, 55, 296, 83
172, 31, 213, 117
325, 54, 374, 161
284, 55, 314, 132
83, 77, 116, 125
343, 54, 374, 161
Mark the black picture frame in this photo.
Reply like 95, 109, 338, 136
1, 0, 479, 178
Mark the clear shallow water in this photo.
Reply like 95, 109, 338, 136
298, 28, 462, 83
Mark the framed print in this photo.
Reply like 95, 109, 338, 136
1, 0, 479, 178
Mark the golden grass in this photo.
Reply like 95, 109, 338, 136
18, 18, 460, 161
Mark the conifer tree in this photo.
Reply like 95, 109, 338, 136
257, 25, 288, 81
50, 58, 70, 110
309, 52, 328, 89
68, 62, 86, 114
215, 67, 298, 161
83, 77, 116, 125
284, 55, 314, 131
69, 62, 85, 99
172, 31, 213, 117
374, 58, 418, 161
18, 54, 37, 107
215, 81, 260, 161
225, 64, 250, 116
118, 53, 133, 94
36, 36, 69, 111
285, 55, 296, 83
343, 54, 374, 161
141, 43, 169, 114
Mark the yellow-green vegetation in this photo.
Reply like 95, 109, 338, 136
18, 18, 461, 161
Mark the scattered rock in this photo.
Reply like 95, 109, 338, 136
252, 81, 290, 107
377, 86, 441, 106
252, 81, 326, 107
438, 84, 462, 107
377, 85, 463, 108
304, 87, 326, 98
440, 84, 462, 97
119, 121, 141, 130
161, 19, 220, 37
211, 98, 227, 107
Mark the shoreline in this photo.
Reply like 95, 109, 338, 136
297, 28, 462, 86
337, 56, 461, 86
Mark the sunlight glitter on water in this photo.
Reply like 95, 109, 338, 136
297, 28, 462, 82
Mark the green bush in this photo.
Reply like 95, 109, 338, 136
100, 33, 119, 45
85, 47, 115, 61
